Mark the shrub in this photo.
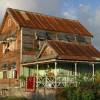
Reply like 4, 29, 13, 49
56, 73, 100, 100
82, 90, 95, 100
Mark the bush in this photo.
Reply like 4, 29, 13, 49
56, 73, 100, 100
82, 90, 95, 100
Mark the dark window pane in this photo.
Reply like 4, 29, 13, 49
36, 32, 47, 40
3, 71, 7, 79
58, 33, 75, 42
46, 32, 56, 40
76, 35, 86, 43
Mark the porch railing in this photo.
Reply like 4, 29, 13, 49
36, 75, 76, 88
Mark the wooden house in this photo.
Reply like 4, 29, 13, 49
0, 8, 100, 89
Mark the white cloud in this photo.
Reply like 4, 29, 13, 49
63, 10, 77, 19
78, 4, 100, 50
0, 0, 63, 24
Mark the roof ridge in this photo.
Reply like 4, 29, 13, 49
7, 8, 80, 23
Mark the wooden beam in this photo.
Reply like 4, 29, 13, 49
36, 64, 39, 88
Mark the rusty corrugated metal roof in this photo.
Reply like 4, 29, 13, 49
7, 8, 92, 36
47, 40, 100, 61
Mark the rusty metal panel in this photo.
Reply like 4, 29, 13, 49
47, 40, 100, 61
8, 8, 92, 37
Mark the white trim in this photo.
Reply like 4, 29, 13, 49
22, 59, 56, 66
75, 63, 77, 76
55, 62, 57, 88
92, 63, 95, 76
37, 64, 39, 88
22, 59, 100, 66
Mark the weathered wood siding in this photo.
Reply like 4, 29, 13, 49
1, 14, 19, 34
0, 13, 21, 79
22, 28, 35, 63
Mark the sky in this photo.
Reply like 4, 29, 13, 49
0, 0, 100, 50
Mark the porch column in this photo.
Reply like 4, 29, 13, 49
75, 63, 77, 86
55, 62, 57, 88
75, 63, 77, 76
92, 63, 95, 77
36, 64, 39, 88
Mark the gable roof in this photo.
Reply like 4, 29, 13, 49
1, 8, 92, 36
38, 40, 100, 62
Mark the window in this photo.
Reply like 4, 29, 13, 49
3, 39, 17, 54
58, 33, 75, 42
3, 71, 7, 79
85, 36, 91, 44
46, 32, 56, 40
36, 31, 56, 40
76, 35, 86, 43
36, 31, 47, 40
12, 70, 17, 78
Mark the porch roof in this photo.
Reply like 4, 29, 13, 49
38, 40, 100, 62
22, 41, 100, 66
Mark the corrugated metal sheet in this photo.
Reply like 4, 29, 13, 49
48, 40, 100, 61
7, 8, 92, 36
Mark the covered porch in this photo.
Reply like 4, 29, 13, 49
22, 59, 100, 88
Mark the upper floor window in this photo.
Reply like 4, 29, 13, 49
36, 31, 56, 40
85, 36, 91, 44
46, 32, 56, 40
58, 33, 75, 42
76, 35, 91, 44
3, 38, 17, 54
36, 31, 47, 40
76, 35, 86, 43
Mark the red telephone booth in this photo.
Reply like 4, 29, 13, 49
26, 76, 36, 92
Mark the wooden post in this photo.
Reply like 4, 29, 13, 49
36, 64, 39, 89
75, 63, 77, 76
92, 63, 95, 78
55, 62, 57, 88
75, 63, 77, 86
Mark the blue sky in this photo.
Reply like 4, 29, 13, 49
0, 0, 100, 50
